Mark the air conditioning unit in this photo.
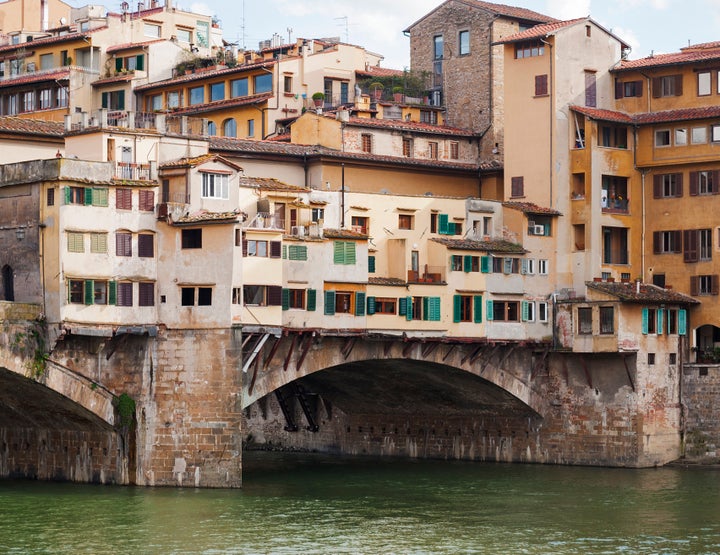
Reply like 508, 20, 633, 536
291, 225, 305, 236
532, 225, 545, 236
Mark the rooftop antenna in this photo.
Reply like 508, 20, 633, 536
287, 27, 293, 44
335, 16, 349, 43
240, 0, 246, 50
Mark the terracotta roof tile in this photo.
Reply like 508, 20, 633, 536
134, 60, 276, 91
356, 67, 405, 79
570, 105, 633, 124
0, 68, 70, 87
430, 237, 526, 254
106, 39, 166, 53
503, 201, 562, 216
339, 114, 477, 137
160, 154, 242, 171
168, 93, 272, 116
0, 116, 64, 136
92, 73, 135, 87
570, 104, 720, 126
323, 228, 368, 240
238, 176, 309, 192
0, 31, 97, 54
369, 277, 406, 286
495, 18, 585, 44
616, 44, 720, 71
172, 210, 240, 225
586, 281, 699, 304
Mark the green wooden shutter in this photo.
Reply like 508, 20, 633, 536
136, 54, 144, 71
282, 244, 287, 259
422, 297, 429, 321
84, 187, 92, 205
521, 259, 528, 275
118, 90, 125, 110
307, 289, 316, 311
463, 255, 472, 273
438, 213, 449, 234
101, 92, 108, 108
333, 241, 344, 264
657, 309, 664, 335
345, 242, 356, 264
521, 301, 529, 321
355, 292, 366, 316
453, 295, 461, 323
406, 296, 413, 321
281, 288, 289, 310
368, 255, 376, 273
486, 300, 494, 321
679, 309, 687, 335
64, 186, 72, 204
399, 297, 407, 316
324, 291, 335, 315
84, 280, 94, 305
481, 256, 490, 273
367, 296, 376, 315
641, 308, 649, 334
473, 295, 483, 323
428, 297, 441, 321
108, 281, 117, 305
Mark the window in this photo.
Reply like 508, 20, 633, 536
454, 295, 482, 323
351, 216, 368, 234
433, 35, 443, 59
245, 239, 268, 257
138, 234, 154, 258
398, 214, 414, 230
93, 281, 108, 305
511, 176, 524, 198
139, 190, 154, 211
490, 300, 519, 322
21, 91, 34, 113
373, 297, 396, 315
522, 300, 535, 322
148, 94, 162, 112
176, 28, 192, 43
138, 282, 154, 306
101, 90, 125, 110
458, 30, 470, 55
428, 142, 438, 159
692, 126, 707, 144
515, 40, 544, 59
311, 208, 324, 222
601, 175, 629, 211
210, 82, 225, 102
675, 128, 688, 145
655, 130, 671, 147
667, 309, 678, 334
286, 289, 305, 309
700, 229, 712, 261
522, 258, 536, 275
68, 279, 85, 304
283, 74, 293, 94
451, 255, 463, 271
223, 118, 237, 137
450, 142, 459, 159
653, 173, 683, 198
648, 353, 656, 365
669, 353, 677, 365
144, 23, 161, 37
231, 78, 248, 98
578, 307, 592, 334
286, 244, 308, 260
538, 302, 548, 322
535, 74, 548, 96
67, 232, 84, 253
117, 282, 133, 307
115, 232, 132, 256
690, 170, 719, 195
39, 53, 53, 71
691, 275, 719, 296
207, 121, 217, 136
116, 188, 132, 210
182, 286, 214, 306
201, 172, 229, 199
698, 71, 711, 96
602, 227, 628, 264
333, 241, 356, 265
538, 259, 549, 275
254, 73, 272, 94
247, 119, 255, 137
90, 232, 107, 253
599, 125, 628, 148
585, 71, 596, 107
189, 86, 204, 105
181, 228, 202, 249
600, 307, 614, 334
652, 75, 683, 97
39, 89, 52, 109
403, 137, 413, 157
361, 134, 372, 153
167, 91, 180, 109
653, 230, 682, 254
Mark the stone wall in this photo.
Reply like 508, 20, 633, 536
681, 364, 720, 461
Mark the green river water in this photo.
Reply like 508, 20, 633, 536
1, 452, 720, 554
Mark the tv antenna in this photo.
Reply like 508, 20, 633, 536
335, 16, 349, 43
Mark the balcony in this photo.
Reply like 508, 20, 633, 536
246, 212, 285, 230
115, 162, 151, 181
407, 265, 446, 284
601, 198, 629, 214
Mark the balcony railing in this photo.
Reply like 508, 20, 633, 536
602, 198, 629, 214
407, 265, 446, 284
115, 162, 151, 181
246, 212, 285, 230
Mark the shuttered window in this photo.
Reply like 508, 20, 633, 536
535, 74, 548, 96
288, 245, 307, 260
116, 188, 132, 209
138, 282, 154, 306
115, 232, 132, 256
90, 232, 107, 253
333, 241, 356, 264
139, 189, 155, 211
117, 282, 133, 306
67, 232, 84, 252
138, 234, 154, 258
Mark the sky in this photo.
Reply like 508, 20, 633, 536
110, 0, 720, 69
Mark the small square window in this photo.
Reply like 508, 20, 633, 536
648, 353, 655, 365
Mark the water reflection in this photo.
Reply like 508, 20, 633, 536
1, 454, 720, 554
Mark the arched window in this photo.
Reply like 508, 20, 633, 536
1, 264, 14, 301
207, 121, 217, 136
223, 118, 237, 138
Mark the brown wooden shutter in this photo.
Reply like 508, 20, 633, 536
713, 171, 720, 194
653, 231, 661, 254
267, 285, 282, 306
674, 74, 683, 96
614, 80, 623, 99
713, 275, 720, 295
689, 172, 698, 196
270, 240, 282, 258
242, 239, 248, 256
634, 80, 643, 97
684, 229, 698, 262
690, 276, 699, 296
653, 174, 662, 198
676, 173, 683, 197
652, 77, 662, 98
585, 71, 597, 107
535, 74, 548, 96
673, 230, 682, 252
511, 176, 524, 197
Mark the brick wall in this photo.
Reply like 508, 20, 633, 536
681, 364, 720, 461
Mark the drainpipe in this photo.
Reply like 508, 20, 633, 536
341, 162, 345, 229
640, 167, 649, 282
541, 38, 554, 208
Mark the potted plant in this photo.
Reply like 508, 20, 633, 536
392, 85, 404, 102
370, 82, 384, 100
312, 91, 325, 107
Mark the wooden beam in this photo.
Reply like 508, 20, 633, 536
342, 337, 356, 360
283, 334, 298, 372
422, 342, 439, 359
248, 352, 261, 396
296, 332, 315, 372
479, 345, 501, 373
263, 336, 282, 370
530, 349, 550, 381
383, 341, 393, 357
579, 356, 593, 388
442, 344, 457, 362
622, 354, 636, 392
402, 341, 416, 358
461, 344, 483, 366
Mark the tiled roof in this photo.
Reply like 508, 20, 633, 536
106, 39, 165, 53
91, 73, 135, 87
405, 0, 556, 32
570, 104, 720, 125
167, 93, 272, 116
211, 136, 320, 157
494, 18, 585, 44
369, 277, 406, 286
0, 68, 70, 87
160, 154, 242, 171
323, 228, 368, 239
134, 60, 276, 91
238, 176, 309, 192
0, 116, 64, 137
268, 133, 291, 141
172, 210, 240, 225
339, 115, 477, 137
356, 67, 405, 79
616, 44, 720, 71
430, 237, 526, 254
503, 201, 562, 216
586, 281, 699, 305
0, 31, 95, 54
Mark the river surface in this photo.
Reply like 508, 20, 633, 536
1, 452, 720, 554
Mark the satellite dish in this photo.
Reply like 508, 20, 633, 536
59, 17, 66, 25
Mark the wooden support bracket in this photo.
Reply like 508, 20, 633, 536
342, 337, 356, 360
263, 336, 282, 370
283, 334, 298, 372
442, 344, 457, 362
248, 352, 261, 396
402, 341, 416, 358
421, 342, 438, 359
530, 349, 550, 381
622, 354, 635, 392
580, 356, 593, 389
296, 332, 315, 372
383, 341, 393, 357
